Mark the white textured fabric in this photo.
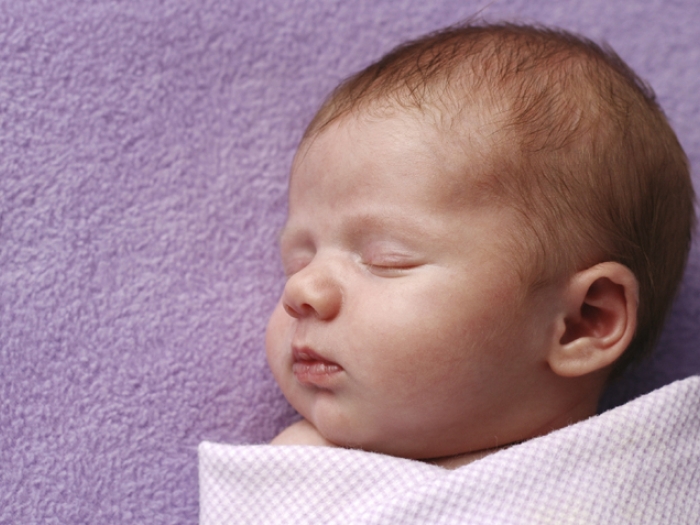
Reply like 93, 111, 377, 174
199, 377, 700, 524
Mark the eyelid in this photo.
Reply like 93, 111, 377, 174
365, 255, 416, 267
278, 227, 316, 276
362, 250, 423, 276
280, 246, 314, 277
282, 257, 309, 277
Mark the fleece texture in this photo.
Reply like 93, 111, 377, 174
1, 0, 698, 523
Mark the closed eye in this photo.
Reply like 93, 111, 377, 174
281, 250, 315, 277
278, 228, 315, 278
364, 260, 422, 276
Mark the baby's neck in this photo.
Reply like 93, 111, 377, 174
424, 444, 511, 470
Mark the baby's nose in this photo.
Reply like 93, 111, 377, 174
282, 264, 342, 321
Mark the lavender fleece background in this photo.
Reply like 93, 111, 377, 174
1, 0, 698, 523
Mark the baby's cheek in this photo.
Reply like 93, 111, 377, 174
264, 303, 314, 417
265, 302, 289, 374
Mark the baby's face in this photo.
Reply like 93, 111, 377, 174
266, 111, 560, 459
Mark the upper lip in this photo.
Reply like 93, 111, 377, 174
292, 346, 341, 368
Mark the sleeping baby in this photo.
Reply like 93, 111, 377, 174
265, 22, 695, 469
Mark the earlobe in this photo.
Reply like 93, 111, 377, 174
548, 262, 638, 378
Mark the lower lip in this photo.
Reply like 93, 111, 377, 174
292, 360, 342, 388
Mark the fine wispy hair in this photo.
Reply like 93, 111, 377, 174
303, 22, 695, 374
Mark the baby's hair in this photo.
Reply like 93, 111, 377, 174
303, 22, 695, 374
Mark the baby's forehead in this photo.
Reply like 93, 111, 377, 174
292, 107, 510, 213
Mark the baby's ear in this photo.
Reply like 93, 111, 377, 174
548, 262, 639, 378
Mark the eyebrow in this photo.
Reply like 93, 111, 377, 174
347, 213, 434, 239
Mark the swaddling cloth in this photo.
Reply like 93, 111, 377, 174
199, 376, 700, 524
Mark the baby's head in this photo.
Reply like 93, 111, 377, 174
266, 23, 694, 460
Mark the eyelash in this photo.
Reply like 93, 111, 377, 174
363, 260, 418, 276
280, 249, 419, 277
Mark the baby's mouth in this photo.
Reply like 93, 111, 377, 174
292, 347, 342, 387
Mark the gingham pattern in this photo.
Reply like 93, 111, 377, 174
199, 377, 700, 524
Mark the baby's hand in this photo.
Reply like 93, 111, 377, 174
270, 419, 336, 447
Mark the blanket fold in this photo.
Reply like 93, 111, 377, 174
199, 376, 700, 524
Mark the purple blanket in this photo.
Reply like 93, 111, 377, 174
1, 1, 699, 523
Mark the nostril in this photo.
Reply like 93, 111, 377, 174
283, 302, 297, 318
283, 301, 311, 318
